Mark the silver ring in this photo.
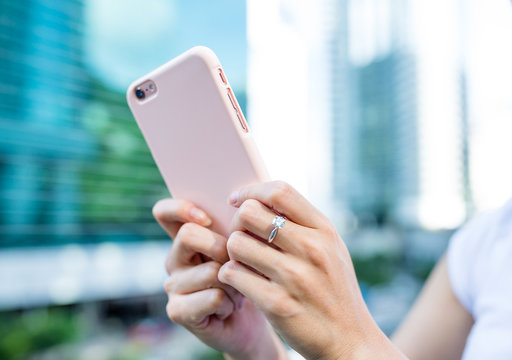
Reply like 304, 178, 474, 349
268, 215, 286, 243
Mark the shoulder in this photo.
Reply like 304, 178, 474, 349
446, 197, 512, 314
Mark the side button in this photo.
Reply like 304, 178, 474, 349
218, 67, 228, 85
227, 88, 248, 132
236, 111, 248, 132
227, 88, 237, 109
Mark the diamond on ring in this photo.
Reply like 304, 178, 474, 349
268, 215, 286, 243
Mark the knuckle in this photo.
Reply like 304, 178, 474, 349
163, 277, 175, 294
280, 260, 309, 285
165, 222, 201, 273
153, 199, 191, 223
264, 291, 297, 316
304, 241, 330, 267
218, 261, 235, 283
188, 313, 203, 326
323, 223, 339, 241
166, 300, 183, 324
165, 238, 185, 274
226, 231, 244, 257
270, 181, 293, 202
208, 288, 225, 308
152, 199, 167, 221
176, 222, 198, 242
237, 199, 259, 228
210, 235, 229, 263
202, 261, 221, 282
164, 252, 174, 275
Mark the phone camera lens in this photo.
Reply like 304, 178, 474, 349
135, 88, 145, 99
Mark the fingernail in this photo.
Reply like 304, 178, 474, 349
228, 190, 239, 206
190, 207, 212, 226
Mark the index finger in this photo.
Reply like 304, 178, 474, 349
153, 198, 212, 239
228, 181, 327, 229
165, 222, 229, 274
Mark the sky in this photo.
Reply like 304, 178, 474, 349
84, 0, 247, 91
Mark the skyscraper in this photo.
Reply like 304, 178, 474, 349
0, 0, 94, 245
331, 0, 467, 229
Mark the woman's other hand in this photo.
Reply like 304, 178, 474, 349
153, 199, 288, 360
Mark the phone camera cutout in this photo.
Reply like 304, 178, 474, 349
134, 79, 157, 101
135, 88, 145, 99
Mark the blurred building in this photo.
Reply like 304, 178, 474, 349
247, 0, 473, 230
0, 0, 165, 308
331, 0, 467, 230
0, 0, 247, 309
0, 0, 95, 245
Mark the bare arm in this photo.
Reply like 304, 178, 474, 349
392, 256, 474, 360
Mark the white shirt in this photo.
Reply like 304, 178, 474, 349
447, 198, 512, 359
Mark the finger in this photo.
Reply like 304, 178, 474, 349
231, 198, 312, 255
226, 231, 287, 282
163, 261, 244, 307
218, 260, 290, 315
167, 288, 235, 329
165, 223, 229, 274
228, 181, 327, 228
153, 198, 212, 238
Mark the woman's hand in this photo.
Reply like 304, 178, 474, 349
153, 199, 288, 360
217, 181, 405, 360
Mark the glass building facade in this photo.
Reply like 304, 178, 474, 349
0, 0, 247, 247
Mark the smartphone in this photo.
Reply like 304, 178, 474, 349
126, 46, 269, 237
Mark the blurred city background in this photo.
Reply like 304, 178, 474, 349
0, 0, 511, 359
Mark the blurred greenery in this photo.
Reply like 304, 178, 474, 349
108, 345, 145, 360
197, 350, 225, 360
80, 78, 167, 227
409, 258, 436, 282
0, 304, 228, 360
352, 254, 399, 286
0, 308, 80, 360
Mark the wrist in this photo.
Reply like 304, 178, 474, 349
224, 323, 288, 360
343, 327, 407, 360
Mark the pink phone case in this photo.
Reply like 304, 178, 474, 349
127, 46, 270, 237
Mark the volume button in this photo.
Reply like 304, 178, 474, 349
226, 88, 248, 132
218, 67, 228, 85
227, 88, 237, 109
236, 111, 248, 132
